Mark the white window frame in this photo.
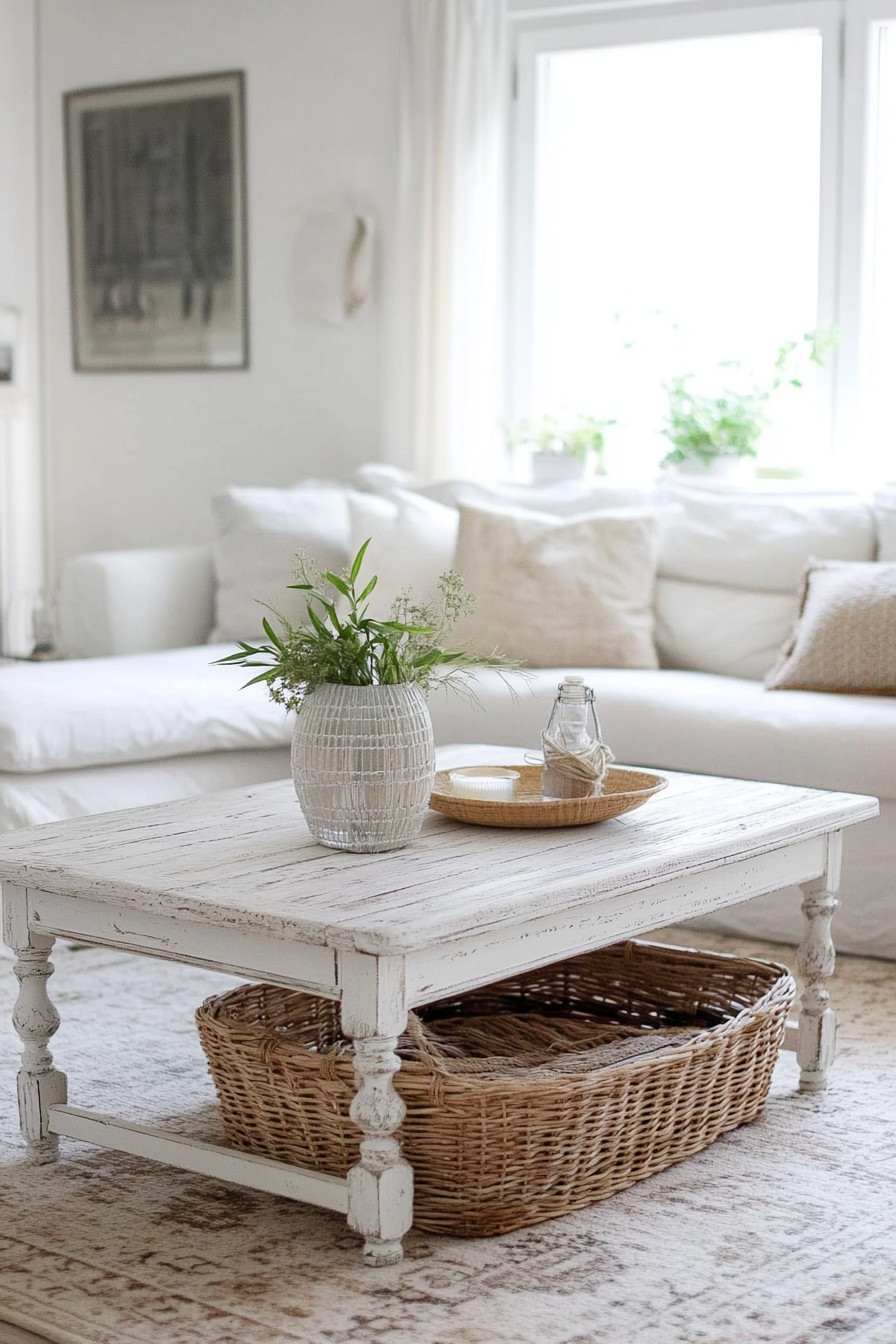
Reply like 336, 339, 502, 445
840, 0, 896, 477
507, 0, 845, 473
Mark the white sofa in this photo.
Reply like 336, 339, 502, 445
1, 475, 894, 958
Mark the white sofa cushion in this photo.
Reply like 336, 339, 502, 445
427, 665, 896, 801
421, 477, 652, 516
657, 487, 877, 591
59, 546, 215, 659
451, 502, 660, 668
0, 645, 292, 774
654, 579, 799, 681
654, 487, 877, 679
0, 748, 291, 833
346, 489, 459, 620
211, 484, 352, 642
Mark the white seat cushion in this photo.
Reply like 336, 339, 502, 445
0, 646, 292, 774
0, 747, 291, 833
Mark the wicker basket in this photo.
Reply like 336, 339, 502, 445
196, 941, 794, 1237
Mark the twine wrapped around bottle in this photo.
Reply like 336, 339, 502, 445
541, 732, 615, 792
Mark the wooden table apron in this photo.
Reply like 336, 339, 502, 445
0, 772, 879, 1267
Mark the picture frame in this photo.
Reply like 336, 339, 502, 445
64, 70, 248, 372
0, 310, 16, 389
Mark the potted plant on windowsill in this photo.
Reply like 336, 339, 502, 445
216, 541, 516, 853
508, 413, 613, 485
660, 374, 766, 479
660, 331, 835, 478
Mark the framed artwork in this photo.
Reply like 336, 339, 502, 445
64, 70, 248, 371
0, 309, 19, 397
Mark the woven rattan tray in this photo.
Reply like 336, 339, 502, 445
429, 763, 667, 827
197, 940, 794, 1237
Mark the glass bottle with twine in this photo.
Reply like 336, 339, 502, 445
541, 675, 615, 800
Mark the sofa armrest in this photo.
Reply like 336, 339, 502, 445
58, 546, 215, 658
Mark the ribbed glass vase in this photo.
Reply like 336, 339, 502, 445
291, 682, 436, 852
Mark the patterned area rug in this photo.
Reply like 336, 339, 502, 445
1, 928, 895, 1344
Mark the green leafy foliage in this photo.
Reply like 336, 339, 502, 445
507, 412, 614, 467
215, 541, 519, 714
661, 375, 767, 466
661, 329, 837, 468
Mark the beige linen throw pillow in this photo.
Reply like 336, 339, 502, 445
451, 502, 659, 668
765, 560, 896, 694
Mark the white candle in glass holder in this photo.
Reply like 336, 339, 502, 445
448, 768, 519, 801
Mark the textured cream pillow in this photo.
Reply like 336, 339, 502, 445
451, 502, 659, 668
766, 561, 896, 694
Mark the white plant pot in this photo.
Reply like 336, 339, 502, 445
531, 452, 585, 485
291, 682, 435, 852
672, 457, 752, 482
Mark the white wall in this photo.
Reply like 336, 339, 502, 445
0, 0, 38, 320
38, 0, 402, 566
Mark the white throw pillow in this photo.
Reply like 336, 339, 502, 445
346, 489, 459, 620
211, 484, 352, 642
658, 486, 876, 592
451, 501, 659, 668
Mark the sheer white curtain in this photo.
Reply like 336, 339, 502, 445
0, 310, 45, 657
387, 0, 508, 483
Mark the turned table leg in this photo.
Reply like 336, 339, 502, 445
3, 885, 68, 1162
797, 834, 841, 1093
347, 1036, 413, 1266
339, 952, 413, 1267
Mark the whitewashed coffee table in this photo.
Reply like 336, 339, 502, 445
0, 769, 878, 1266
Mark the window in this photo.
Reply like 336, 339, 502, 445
510, 0, 896, 486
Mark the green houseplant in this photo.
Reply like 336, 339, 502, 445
217, 541, 512, 852
508, 412, 613, 483
660, 331, 835, 473
660, 374, 768, 470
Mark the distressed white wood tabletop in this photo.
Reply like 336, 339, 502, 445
0, 772, 878, 954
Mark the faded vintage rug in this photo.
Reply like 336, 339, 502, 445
0, 928, 895, 1344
